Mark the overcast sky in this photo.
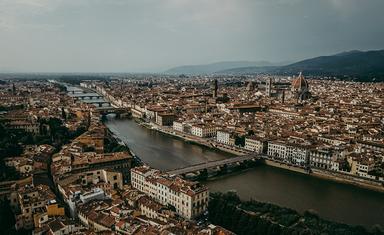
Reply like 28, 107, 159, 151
0, 0, 383, 73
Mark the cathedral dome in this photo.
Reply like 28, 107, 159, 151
292, 72, 308, 90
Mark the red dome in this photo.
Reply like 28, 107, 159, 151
292, 72, 308, 90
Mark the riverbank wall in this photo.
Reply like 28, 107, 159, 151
263, 159, 384, 192
137, 120, 247, 157
311, 168, 384, 193
263, 158, 384, 192
135, 121, 242, 156
263, 159, 308, 174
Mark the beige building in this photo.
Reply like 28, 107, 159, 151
15, 185, 56, 230
79, 169, 123, 189
173, 121, 185, 132
137, 196, 174, 222
131, 166, 209, 220
245, 136, 266, 153
191, 124, 216, 138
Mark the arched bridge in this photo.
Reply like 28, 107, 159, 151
98, 107, 130, 114
167, 154, 263, 176
81, 99, 111, 107
69, 92, 103, 100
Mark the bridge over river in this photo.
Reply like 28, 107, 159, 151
167, 154, 263, 175
68, 92, 104, 100
66, 85, 131, 116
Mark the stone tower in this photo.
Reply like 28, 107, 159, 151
212, 79, 218, 98
265, 77, 272, 97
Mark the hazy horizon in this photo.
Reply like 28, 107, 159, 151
1, 0, 384, 73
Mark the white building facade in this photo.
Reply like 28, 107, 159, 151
216, 130, 232, 145
267, 141, 309, 166
173, 121, 184, 132
245, 136, 265, 153
131, 166, 209, 219
191, 125, 216, 138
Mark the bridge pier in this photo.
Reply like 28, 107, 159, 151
219, 164, 228, 174
197, 169, 208, 180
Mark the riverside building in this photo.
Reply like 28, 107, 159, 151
131, 165, 209, 220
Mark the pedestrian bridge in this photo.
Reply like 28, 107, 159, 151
167, 154, 263, 175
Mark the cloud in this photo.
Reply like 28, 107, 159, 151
161, 0, 244, 23
0, 0, 94, 31
0, 0, 383, 72
327, 0, 360, 13
0, 0, 60, 30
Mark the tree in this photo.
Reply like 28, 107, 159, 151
235, 135, 246, 147
61, 107, 67, 120
0, 200, 16, 232
208, 192, 377, 235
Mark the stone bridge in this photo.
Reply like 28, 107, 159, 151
167, 154, 263, 176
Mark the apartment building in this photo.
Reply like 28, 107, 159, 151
57, 170, 120, 217
79, 169, 123, 190
173, 121, 184, 132
156, 113, 175, 126
191, 124, 216, 138
137, 196, 174, 223
267, 140, 309, 166
244, 136, 266, 153
131, 166, 209, 220
309, 149, 334, 170
15, 185, 56, 230
355, 157, 379, 179
216, 130, 235, 146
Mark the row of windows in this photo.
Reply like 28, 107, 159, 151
132, 172, 209, 218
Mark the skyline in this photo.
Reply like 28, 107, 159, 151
1, 0, 384, 73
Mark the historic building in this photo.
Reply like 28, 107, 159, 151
131, 166, 209, 220
291, 72, 311, 101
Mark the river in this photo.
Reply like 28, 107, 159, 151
105, 118, 384, 227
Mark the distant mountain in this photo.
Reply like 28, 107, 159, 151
275, 49, 384, 77
165, 61, 279, 75
333, 50, 362, 57
218, 49, 384, 81
217, 66, 277, 75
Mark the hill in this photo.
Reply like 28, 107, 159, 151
216, 66, 277, 75
275, 49, 384, 78
165, 61, 277, 75
218, 49, 384, 81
